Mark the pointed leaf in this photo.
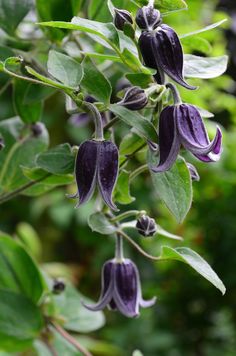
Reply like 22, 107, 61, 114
88, 212, 118, 235
184, 54, 228, 79
160, 246, 226, 294
180, 19, 227, 39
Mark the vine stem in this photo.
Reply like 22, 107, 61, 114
148, 0, 155, 7
110, 210, 146, 223
83, 102, 104, 140
120, 142, 147, 168
103, 116, 119, 131
115, 233, 124, 261
118, 230, 164, 261
166, 83, 182, 105
51, 322, 92, 356
129, 164, 148, 182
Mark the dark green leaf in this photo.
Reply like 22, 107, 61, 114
47, 50, 83, 88
114, 170, 135, 205
0, 0, 33, 35
181, 37, 212, 55
81, 56, 112, 104
160, 246, 226, 294
110, 104, 158, 143
36, 143, 75, 175
13, 80, 42, 123
53, 284, 105, 333
0, 290, 43, 352
0, 235, 45, 303
184, 55, 228, 79
136, 0, 187, 13
88, 212, 118, 235
149, 154, 192, 223
126, 73, 152, 88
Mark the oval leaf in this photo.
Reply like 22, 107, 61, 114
88, 212, 118, 235
184, 54, 228, 79
160, 246, 226, 294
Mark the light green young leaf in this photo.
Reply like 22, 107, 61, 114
135, 0, 187, 13
88, 212, 118, 235
149, 155, 192, 223
47, 50, 83, 88
160, 246, 226, 294
180, 19, 227, 39
81, 56, 112, 104
184, 54, 228, 79
0, 290, 43, 352
110, 104, 158, 143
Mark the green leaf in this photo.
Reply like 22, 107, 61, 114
0, 0, 33, 35
0, 290, 43, 352
53, 284, 105, 333
81, 56, 112, 104
181, 36, 212, 55
114, 170, 135, 205
23, 84, 55, 104
180, 19, 227, 39
47, 50, 83, 88
0, 117, 49, 195
88, 212, 118, 235
36, 143, 75, 175
13, 80, 42, 123
0, 235, 45, 303
16, 222, 42, 261
21, 166, 74, 186
149, 155, 192, 223
136, 0, 187, 13
126, 73, 152, 88
38, 17, 120, 49
110, 104, 158, 143
156, 225, 183, 241
121, 48, 154, 74
184, 54, 228, 79
160, 246, 226, 294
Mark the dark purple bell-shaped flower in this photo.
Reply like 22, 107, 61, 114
138, 24, 196, 89
84, 258, 156, 318
70, 139, 119, 210
118, 86, 148, 111
152, 104, 222, 172
136, 5, 161, 30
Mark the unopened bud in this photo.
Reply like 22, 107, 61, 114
31, 122, 43, 137
114, 8, 133, 31
136, 215, 157, 237
136, 6, 161, 30
119, 86, 148, 111
52, 279, 66, 294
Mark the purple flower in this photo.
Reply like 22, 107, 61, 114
139, 25, 196, 89
114, 8, 133, 31
152, 104, 222, 172
70, 140, 119, 210
118, 86, 148, 111
84, 258, 156, 318
186, 162, 200, 182
136, 215, 157, 237
136, 5, 161, 30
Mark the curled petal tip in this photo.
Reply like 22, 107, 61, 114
140, 296, 157, 308
66, 192, 79, 199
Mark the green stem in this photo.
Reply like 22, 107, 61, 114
166, 83, 182, 105
118, 230, 163, 261
83, 102, 104, 140
51, 322, 92, 356
103, 116, 119, 131
119, 142, 147, 168
130, 164, 148, 182
115, 233, 124, 261
111, 210, 146, 223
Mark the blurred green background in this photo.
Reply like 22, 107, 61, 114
0, 0, 236, 355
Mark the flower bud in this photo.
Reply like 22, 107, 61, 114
31, 122, 43, 137
136, 215, 157, 237
52, 279, 66, 294
114, 8, 133, 31
0, 137, 5, 150
136, 6, 161, 30
119, 86, 148, 111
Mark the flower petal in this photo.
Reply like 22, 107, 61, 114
97, 141, 119, 211
139, 296, 157, 308
75, 140, 98, 207
113, 259, 139, 317
154, 25, 196, 90
176, 104, 222, 156
83, 260, 114, 312
151, 106, 181, 172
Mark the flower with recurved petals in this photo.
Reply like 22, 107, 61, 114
152, 104, 222, 172
83, 258, 156, 318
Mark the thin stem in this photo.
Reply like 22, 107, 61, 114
129, 164, 148, 182
103, 116, 119, 131
148, 0, 155, 7
118, 230, 163, 261
83, 102, 104, 140
0, 79, 12, 96
166, 83, 182, 105
111, 210, 145, 223
51, 322, 92, 356
0, 174, 50, 205
115, 234, 124, 261
120, 142, 147, 168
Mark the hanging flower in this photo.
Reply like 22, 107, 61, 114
84, 258, 156, 318
152, 104, 222, 172
137, 6, 196, 90
70, 139, 119, 211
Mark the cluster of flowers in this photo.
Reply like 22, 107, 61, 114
70, 5, 222, 317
